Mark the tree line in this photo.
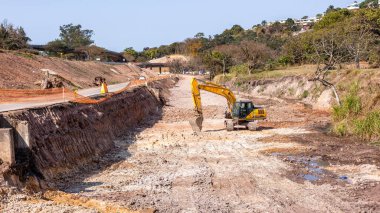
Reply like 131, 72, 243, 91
0, 21, 121, 61
131, 6, 380, 79
2, 5, 380, 72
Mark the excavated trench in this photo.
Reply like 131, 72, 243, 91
0, 78, 177, 190
1, 75, 380, 212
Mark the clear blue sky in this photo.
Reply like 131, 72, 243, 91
0, 0, 355, 51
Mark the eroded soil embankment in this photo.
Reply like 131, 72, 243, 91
0, 51, 158, 89
0, 78, 177, 187
223, 70, 380, 111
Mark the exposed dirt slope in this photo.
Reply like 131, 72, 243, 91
149, 54, 190, 64
0, 51, 156, 89
223, 69, 380, 111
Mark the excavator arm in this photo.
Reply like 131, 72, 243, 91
190, 78, 236, 131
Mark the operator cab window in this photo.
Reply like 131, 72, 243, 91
240, 102, 248, 117
246, 102, 254, 111
233, 103, 240, 117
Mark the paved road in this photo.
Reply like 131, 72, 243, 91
77, 82, 129, 97
0, 82, 130, 113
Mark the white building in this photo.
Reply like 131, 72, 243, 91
347, 1, 360, 10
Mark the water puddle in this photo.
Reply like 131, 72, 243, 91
273, 153, 351, 183
339, 175, 352, 184
303, 174, 319, 181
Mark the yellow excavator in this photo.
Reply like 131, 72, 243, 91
190, 78, 267, 132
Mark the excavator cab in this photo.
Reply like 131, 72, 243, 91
232, 100, 266, 120
233, 101, 254, 119
226, 100, 267, 131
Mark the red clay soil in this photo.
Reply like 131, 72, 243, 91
0, 51, 157, 89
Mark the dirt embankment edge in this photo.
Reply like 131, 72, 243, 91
0, 77, 178, 189
221, 70, 380, 111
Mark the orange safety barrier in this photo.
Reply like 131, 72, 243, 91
0, 75, 174, 105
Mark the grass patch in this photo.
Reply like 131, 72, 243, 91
14, 52, 35, 59
332, 81, 380, 142
301, 90, 309, 99
334, 121, 348, 136
213, 74, 233, 84
354, 111, 380, 141
370, 141, 380, 146
247, 65, 314, 80
332, 83, 361, 121
288, 88, 295, 96
214, 65, 316, 84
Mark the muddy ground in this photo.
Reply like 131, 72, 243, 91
1, 75, 380, 212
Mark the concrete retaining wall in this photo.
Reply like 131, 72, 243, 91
0, 128, 15, 165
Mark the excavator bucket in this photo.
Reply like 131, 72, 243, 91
189, 115, 204, 132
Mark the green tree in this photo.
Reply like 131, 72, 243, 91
123, 47, 138, 61
46, 39, 70, 56
285, 18, 295, 27
326, 5, 337, 14
59, 23, 94, 49
343, 13, 377, 69
229, 25, 244, 35
314, 9, 352, 30
282, 33, 314, 65
238, 41, 275, 74
142, 48, 159, 60
360, 0, 379, 8
195, 32, 205, 38
0, 20, 30, 50
202, 50, 233, 78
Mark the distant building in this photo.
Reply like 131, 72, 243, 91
136, 62, 170, 74
347, 1, 360, 10
363, 0, 380, 8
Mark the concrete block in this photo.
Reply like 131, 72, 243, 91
0, 128, 15, 165
15, 121, 31, 148
0, 115, 7, 128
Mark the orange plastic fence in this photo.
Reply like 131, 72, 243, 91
0, 75, 173, 105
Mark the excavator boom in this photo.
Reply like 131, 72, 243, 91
190, 78, 204, 132
190, 78, 236, 131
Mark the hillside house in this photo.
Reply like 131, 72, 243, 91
347, 1, 360, 10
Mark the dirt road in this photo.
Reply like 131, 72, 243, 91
2, 76, 380, 212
